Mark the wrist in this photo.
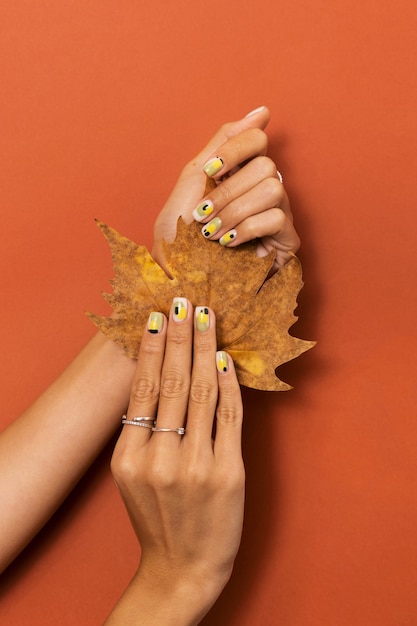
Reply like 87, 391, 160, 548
105, 561, 227, 625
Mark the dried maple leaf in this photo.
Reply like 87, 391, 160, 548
87, 219, 314, 391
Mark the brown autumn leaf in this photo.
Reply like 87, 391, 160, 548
87, 219, 315, 391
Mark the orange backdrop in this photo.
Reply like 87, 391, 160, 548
1, 1, 417, 624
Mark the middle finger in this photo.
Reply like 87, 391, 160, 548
153, 298, 193, 435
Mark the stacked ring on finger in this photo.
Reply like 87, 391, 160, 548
121, 415, 156, 429
152, 426, 186, 435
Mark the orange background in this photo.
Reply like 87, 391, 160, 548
1, 1, 417, 624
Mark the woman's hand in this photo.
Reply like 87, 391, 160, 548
153, 105, 299, 272
106, 299, 244, 625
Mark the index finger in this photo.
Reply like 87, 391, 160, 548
118, 311, 166, 450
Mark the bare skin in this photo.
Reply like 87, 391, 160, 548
0, 106, 299, 623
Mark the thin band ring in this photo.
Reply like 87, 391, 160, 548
122, 418, 154, 429
131, 416, 155, 423
277, 170, 284, 184
152, 427, 186, 435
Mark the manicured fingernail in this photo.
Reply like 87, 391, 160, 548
216, 351, 229, 373
148, 312, 164, 334
219, 229, 237, 246
203, 156, 224, 177
245, 105, 266, 117
192, 200, 214, 222
173, 297, 188, 322
196, 306, 210, 332
202, 217, 222, 238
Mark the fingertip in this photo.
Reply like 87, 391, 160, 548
241, 105, 270, 129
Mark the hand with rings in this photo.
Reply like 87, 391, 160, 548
153, 105, 300, 274
107, 299, 244, 625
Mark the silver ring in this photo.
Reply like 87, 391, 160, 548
122, 419, 153, 429
132, 416, 155, 423
152, 427, 186, 435
277, 170, 284, 184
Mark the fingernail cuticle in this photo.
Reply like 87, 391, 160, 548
192, 200, 214, 222
148, 312, 164, 334
216, 351, 229, 373
202, 217, 222, 238
219, 229, 237, 246
203, 156, 224, 177
196, 306, 210, 332
173, 297, 188, 323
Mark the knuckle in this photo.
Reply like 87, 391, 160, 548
264, 176, 282, 200
160, 369, 189, 398
245, 220, 258, 240
273, 207, 288, 231
110, 449, 137, 486
147, 456, 177, 489
291, 232, 301, 254
221, 121, 234, 136
226, 465, 246, 492
216, 181, 234, 206
144, 448, 181, 492
190, 378, 217, 405
167, 327, 190, 347
130, 376, 159, 406
216, 403, 242, 426
247, 127, 267, 149
256, 155, 278, 178
194, 331, 214, 353
186, 462, 211, 487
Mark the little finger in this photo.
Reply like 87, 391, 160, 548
220, 208, 300, 261
213, 352, 244, 464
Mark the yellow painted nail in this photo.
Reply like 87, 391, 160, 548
216, 351, 229, 373
219, 229, 237, 246
148, 312, 163, 334
203, 156, 224, 177
202, 217, 222, 238
196, 306, 210, 332
173, 298, 188, 322
192, 200, 214, 222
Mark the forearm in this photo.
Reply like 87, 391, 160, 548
0, 331, 136, 572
